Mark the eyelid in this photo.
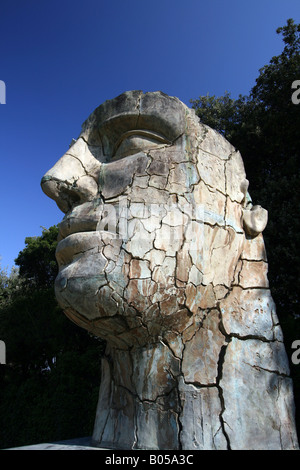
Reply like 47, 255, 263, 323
113, 129, 171, 156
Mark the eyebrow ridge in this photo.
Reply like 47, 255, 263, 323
113, 129, 172, 156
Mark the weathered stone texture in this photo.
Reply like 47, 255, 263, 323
221, 338, 298, 450
182, 310, 225, 385
42, 91, 298, 450
178, 379, 228, 450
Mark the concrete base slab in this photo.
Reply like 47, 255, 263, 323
6, 437, 107, 450
9, 443, 102, 450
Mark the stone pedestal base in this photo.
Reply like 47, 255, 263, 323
92, 337, 299, 450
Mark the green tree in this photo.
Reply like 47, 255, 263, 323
0, 265, 19, 307
14, 226, 59, 288
0, 227, 104, 448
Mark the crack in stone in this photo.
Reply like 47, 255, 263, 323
243, 361, 290, 378
216, 342, 231, 450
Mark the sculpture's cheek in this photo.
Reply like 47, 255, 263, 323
99, 152, 149, 199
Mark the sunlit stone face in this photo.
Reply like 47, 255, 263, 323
41, 90, 256, 348
41, 92, 299, 452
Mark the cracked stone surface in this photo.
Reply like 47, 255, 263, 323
41, 90, 298, 450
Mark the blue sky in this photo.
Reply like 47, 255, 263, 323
0, 0, 299, 272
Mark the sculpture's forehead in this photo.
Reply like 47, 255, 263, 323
80, 91, 187, 152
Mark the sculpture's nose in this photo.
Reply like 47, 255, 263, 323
41, 138, 102, 213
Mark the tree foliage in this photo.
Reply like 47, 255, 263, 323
14, 226, 59, 288
0, 265, 19, 308
0, 227, 104, 449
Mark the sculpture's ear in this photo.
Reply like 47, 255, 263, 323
240, 179, 250, 208
242, 205, 268, 238
239, 178, 268, 238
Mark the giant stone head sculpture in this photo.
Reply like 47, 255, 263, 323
41, 91, 298, 450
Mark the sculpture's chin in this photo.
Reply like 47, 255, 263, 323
54, 271, 108, 319
54, 253, 144, 347
54, 229, 123, 319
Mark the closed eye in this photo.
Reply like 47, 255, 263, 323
112, 130, 171, 159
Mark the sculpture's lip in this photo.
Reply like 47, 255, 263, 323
56, 229, 119, 268
55, 231, 104, 267
57, 216, 99, 241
